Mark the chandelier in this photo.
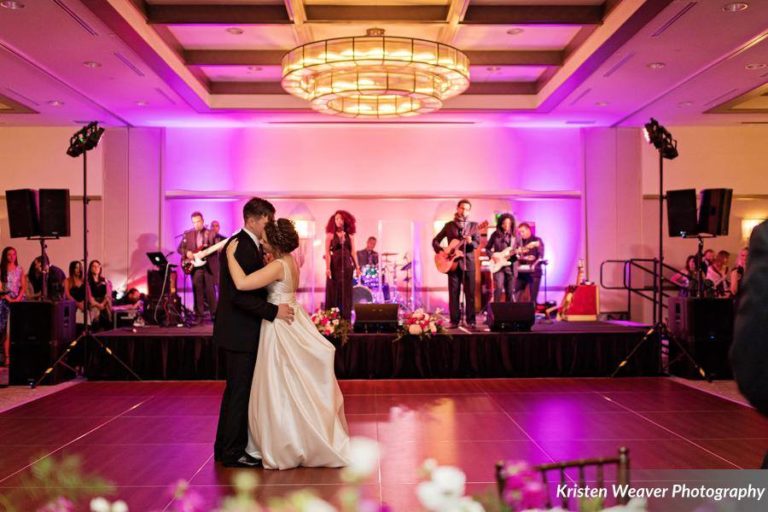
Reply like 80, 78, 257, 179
281, 28, 470, 118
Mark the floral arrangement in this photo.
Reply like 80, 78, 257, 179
310, 307, 351, 344
396, 308, 446, 341
15, 440, 649, 512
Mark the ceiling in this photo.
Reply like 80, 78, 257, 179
0, 0, 766, 127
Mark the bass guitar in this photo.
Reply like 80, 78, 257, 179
182, 238, 229, 274
488, 241, 540, 274
434, 220, 489, 274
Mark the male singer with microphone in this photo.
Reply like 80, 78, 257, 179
433, 199, 479, 329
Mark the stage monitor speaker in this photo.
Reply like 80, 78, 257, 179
353, 303, 399, 333
38, 189, 70, 237
667, 297, 733, 379
8, 301, 77, 385
697, 188, 732, 236
667, 189, 698, 237
490, 302, 535, 332
5, 189, 40, 238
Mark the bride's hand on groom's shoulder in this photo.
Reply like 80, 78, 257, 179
226, 239, 239, 257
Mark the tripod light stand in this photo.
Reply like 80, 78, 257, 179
36, 122, 140, 386
611, 119, 709, 380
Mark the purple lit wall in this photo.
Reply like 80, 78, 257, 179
160, 126, 586, 309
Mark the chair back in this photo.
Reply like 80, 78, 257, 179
495, 447, 630, 509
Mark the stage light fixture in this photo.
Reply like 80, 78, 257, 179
66, 122, 104, 158
643, 118, 678, 160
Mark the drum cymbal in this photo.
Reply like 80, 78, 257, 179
400, 261, 412, 271
381, 252, 398, 256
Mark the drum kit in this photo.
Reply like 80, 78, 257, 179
353, 252, 414, 309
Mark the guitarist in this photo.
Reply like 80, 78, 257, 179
432, 199, 480, 328
486, 213, 520, 303
177, 211, 218, 324
513, 222, 545, 304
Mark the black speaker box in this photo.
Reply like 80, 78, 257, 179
489, 302, 535, 332
5, 189, 40, 238
9, 301, 77, 385
668, 297, 733, 379
697, 188, 732, 236
353, 303, 399, 333
147, 269, 178, 299
667, 189, 698, 237
38, 189, 71, 237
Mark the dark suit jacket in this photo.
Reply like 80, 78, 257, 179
731, 220, 768, 416
432, 220, 480, 272
213, 229, 278, 352
208, 233, 227, 283
177, 228, 216, 263
357, 249, 378, 267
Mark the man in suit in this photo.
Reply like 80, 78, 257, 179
213, 198, 295, 468
357, 236, 379, 267
432, 199, 480, 328
730, 220, 768, 469
177, 211, 217, 323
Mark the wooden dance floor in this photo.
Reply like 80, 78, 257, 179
1, 378, 766, 510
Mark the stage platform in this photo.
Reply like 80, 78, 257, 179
86, 321, 658, 380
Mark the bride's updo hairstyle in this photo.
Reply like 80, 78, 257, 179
265, 218, 300, 254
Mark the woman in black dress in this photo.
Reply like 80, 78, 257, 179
87, 260, 112, 330
65, 261, 86, 325
324, 210, 360, 320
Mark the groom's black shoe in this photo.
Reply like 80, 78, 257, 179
223, 455, 262, 468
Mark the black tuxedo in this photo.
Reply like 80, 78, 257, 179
432, 219, 480, 325
177, 227, 218, 320
208, 233, 227, 288
213, 229, 278, 465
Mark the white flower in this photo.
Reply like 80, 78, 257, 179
302, 497, 338, 512
111, 501, 129, 512
432, 466, 466, 497
90, 498, 110, 512
428, 322, 436, 332
408, 324, 423, 335
333, 319, 339, 326
343, 437, 380, 481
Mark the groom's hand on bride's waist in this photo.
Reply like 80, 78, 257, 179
276, 303, 295, 324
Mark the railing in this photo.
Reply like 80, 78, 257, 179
600, 258, 682, 323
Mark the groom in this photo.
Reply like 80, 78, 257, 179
213, 197, 295, 467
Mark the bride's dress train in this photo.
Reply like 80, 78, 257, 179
246, 258, 349, 469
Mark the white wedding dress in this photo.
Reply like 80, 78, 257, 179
246, 257, 350, 469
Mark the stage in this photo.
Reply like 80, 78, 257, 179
85, 321, 658, 380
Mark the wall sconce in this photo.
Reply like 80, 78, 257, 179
741, 218, 765, 241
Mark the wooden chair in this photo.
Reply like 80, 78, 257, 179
495, 447, 630, 510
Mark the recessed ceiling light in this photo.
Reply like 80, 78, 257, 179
83, 61, 102, 68
226, 27, 244, 35
595, 101, 609, 107
248, 66, 262, 72
506, 28, 524, 36
486, 66, 501, 72
677, 101, 693, 107
47, 100, 64, 107
0, 1, 25, 9
647, 62, 666, 70
722, 2, 748, 12
136, 101, 148, 107
745, 63, 767, 70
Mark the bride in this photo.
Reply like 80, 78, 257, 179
226, 218, 349, 470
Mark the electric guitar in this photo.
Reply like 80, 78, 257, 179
488, 241, 540, 274
434, 220, 489, 274
182, 238, 229, 274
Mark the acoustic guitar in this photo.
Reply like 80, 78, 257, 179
434, 220, 489, 273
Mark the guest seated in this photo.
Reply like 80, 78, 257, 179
670, 255, 699, 297
26, 256, 66, 301
1, 247, 26, 366
114, 288, 143, 309
64, 261, 86, 324
730, 246, 749, 299
705, 250, 730, 297
87, 260, 112, 330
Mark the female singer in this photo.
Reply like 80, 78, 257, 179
324, 210, 360, 320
